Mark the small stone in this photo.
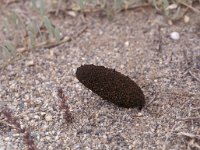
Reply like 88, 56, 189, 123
50, 50, 54, 57
168, 20, 173, 25
103, 134, 107, 139
184, 15, 190, 23
4, 137, 9, 141
26, 60, 34, 66
55, 136, 59, 140
137, 112, 143, 117
48, 146, 53, 150
124, 41, 129, 47
33, 114, 38, 118
67, 11, 77, 17
166, 4, 177, 10
170, 32, 180, 40
45, 114, 53, 121
41, 112, 46, 116
99, 30, 103, 35
46, 136, 51, 140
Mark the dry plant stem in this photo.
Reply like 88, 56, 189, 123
176, 0, 200, 13
189, 104, 194, 130
162, 122, 179, 150
55, 0, 62, 16
17, 26, 88, 53
5, 0, 20, 6
177, 117, 200, 121
0, 119, 18, 129
188, 70, 200, 83
178, 132, 200, 149
182, 48, 200, 82
192, 107, 200, 110
0, 51, 22, 69
142, 95, 156, 110
57, 88, 73, 123
17, 36, 71, 53
1, 109, 36, 150
178, 132, 200, 139
117, 3, 151, 13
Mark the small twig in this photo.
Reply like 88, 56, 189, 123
73, 26, 88, 40
142, 95, 156, 110
177, 117, 200, 121
0, 119, 18, 130
189, 104, 194, 130
5, 0, 20, 6
17, 36, 71, 53
162, 122, 179, 150
117, 3, 151, 13
178, 132, 200, 139
191, 107, 200, 110
176, 0, 200, 14
188, 70, 200, 83
17, 26, 88, 53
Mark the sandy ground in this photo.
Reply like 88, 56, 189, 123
0, 2, 200, 150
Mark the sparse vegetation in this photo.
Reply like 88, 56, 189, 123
57, 88, 73, 123
0, 109, 36, 150
0, 0, 198, 68
0, 0, 63, 68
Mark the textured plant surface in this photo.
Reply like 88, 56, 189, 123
76, 64, 145, 109
57, 88, 73, 123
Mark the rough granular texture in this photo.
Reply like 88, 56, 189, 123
76, 64, 145, 109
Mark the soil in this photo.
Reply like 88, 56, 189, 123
0, 1, 200, 150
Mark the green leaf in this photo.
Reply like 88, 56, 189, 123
31, 0, 37, 9
77, 0, 85, 10
114, 0, 123, 9
28, 30, 36, 48
8, 11, 19, 27
44, 16, 54, 37
152, 0, 160, 10
3, 42, 16, 57
4, 42, 16, 53
39, 0, 46, 16
54, 27, 62, 41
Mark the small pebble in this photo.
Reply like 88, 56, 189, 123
45, 114, 53, 122
184, 15, 190, 23
137, 112, 143, 117
26, 60, 35, 66
170, 32, 180, 40
67, 11, 77, 17
124, 41, 130, 47
4, 137, 9, 141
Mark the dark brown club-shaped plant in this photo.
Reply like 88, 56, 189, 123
76, 64, 145, 110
